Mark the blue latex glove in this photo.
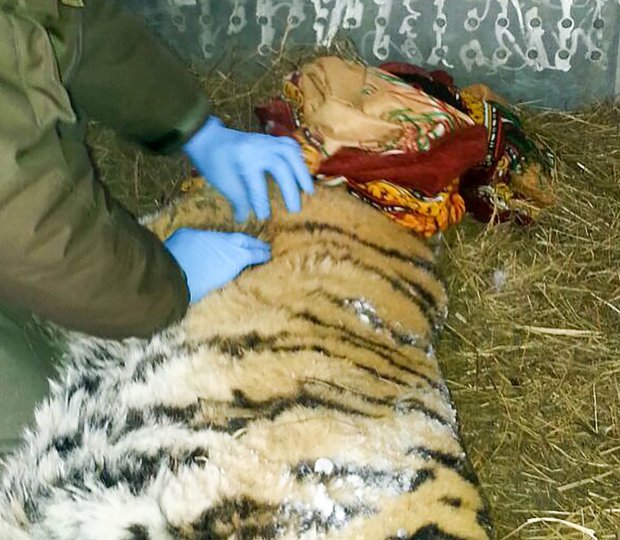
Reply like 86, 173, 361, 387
164, 228, 271, 304
183, 116, 314, 222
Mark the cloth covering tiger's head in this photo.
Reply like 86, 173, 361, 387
0, 183, 492, 540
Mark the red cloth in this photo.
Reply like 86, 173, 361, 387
256, 57, 554, 230
256, 99, 488, 196
318, 125, 488, 196
255, 100, 297, 137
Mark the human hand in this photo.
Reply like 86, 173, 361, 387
183, 116, 314, 222
164, 228, 271, 303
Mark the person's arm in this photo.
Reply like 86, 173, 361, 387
0, 11, 189, 339
69, 0, 212, 154
67, 0, 315, 223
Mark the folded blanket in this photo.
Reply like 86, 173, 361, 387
256, 56, 555, 236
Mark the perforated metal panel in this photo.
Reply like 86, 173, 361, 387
126, 0, 620, 109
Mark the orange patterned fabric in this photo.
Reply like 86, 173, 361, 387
257, 56, 484, 236
458, 86, 556, 224
256, 56, 554, 236
346, 178, 466, 237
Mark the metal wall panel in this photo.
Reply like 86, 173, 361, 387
126, 0, 620, 109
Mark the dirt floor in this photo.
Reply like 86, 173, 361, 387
88, 54, 620, 540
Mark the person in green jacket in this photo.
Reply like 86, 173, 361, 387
0, 0, 313, 454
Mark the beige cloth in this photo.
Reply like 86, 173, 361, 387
295, 56, 474, 156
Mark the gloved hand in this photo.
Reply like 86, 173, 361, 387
164, 228, 271, 304
183, 116, 314, 222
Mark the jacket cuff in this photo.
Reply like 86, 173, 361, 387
143, 94, 213, 155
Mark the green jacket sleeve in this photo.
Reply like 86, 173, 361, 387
68, 0, 212, 154
0, 10, 190, 340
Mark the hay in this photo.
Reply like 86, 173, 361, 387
88, 51, 620, 540
87, 123, 190, 215
437, 102, 620, 539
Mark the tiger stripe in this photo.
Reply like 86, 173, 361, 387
0, 185, 492, 540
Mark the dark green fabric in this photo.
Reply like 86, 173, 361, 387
0, 0, 213, 449
48, 0, 213, 154
0, 304, 62, 455
0, 0, 217, 340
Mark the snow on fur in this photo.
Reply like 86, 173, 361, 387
0, 187, 491, 539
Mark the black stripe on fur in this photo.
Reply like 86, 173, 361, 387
283, 221, 441, 281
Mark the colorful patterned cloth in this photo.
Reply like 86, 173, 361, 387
256, 56, 554, 236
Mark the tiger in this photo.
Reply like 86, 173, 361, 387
0, 182, 492, 540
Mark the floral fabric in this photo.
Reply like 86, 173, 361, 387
256, 56, 554, 236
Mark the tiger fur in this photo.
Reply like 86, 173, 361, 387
0, 184, 492, 540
